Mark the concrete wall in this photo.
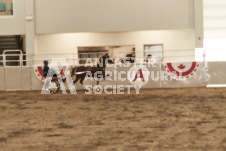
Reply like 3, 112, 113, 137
204, 0, 226, 39
0, 62, 206, 91
207, 62, 226, 85
35, 0, 195, 34
0, 0, 25, 35
0, 0, 203, 54
0, 67, 4, 90
35, 30, 196, 63
4, 67, 22, 91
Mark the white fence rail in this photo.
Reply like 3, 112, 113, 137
0, 50, 215, 91
0, 62, 207, 91
0, 49, 205, 67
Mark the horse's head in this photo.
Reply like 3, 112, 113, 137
98, 53, 114, 68
104, 53, 114, 64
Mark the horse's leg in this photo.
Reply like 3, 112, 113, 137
71, 67, 76, 77
80, 74, 86, 85
96, 79, 100, 85
102, 70, 106, 80
73, 75, 81, 84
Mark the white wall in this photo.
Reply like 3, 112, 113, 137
0, 0, 25, 35
194, 0, 204, 48
35, 0, 195, 34
35, 29, 195, 64
204, 0, 226, 39
203, 0, 226, 61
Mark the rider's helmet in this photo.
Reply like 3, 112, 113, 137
43, 60, 49, 65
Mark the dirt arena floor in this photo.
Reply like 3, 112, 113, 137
0, 87, 226, 151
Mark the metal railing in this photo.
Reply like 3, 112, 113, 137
0, 49, 207, 67
1, 50, 23, 67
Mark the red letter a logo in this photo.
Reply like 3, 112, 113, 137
133, 69, 145, 82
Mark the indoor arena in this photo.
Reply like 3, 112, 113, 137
0, 0, 226, 150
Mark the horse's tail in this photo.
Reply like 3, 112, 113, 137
71, 67, 76, 76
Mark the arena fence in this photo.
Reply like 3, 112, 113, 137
0, 50, 220, 91
206, 61, 226, 87
0, 63, 206, 91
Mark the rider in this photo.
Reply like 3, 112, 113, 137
43, 60, 49, 78
42, 60, 65, 94
43, 60, 57, 80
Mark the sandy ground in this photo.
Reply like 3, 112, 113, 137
0, 87, 226, 151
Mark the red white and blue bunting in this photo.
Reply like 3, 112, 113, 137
163, 62, 199, 80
